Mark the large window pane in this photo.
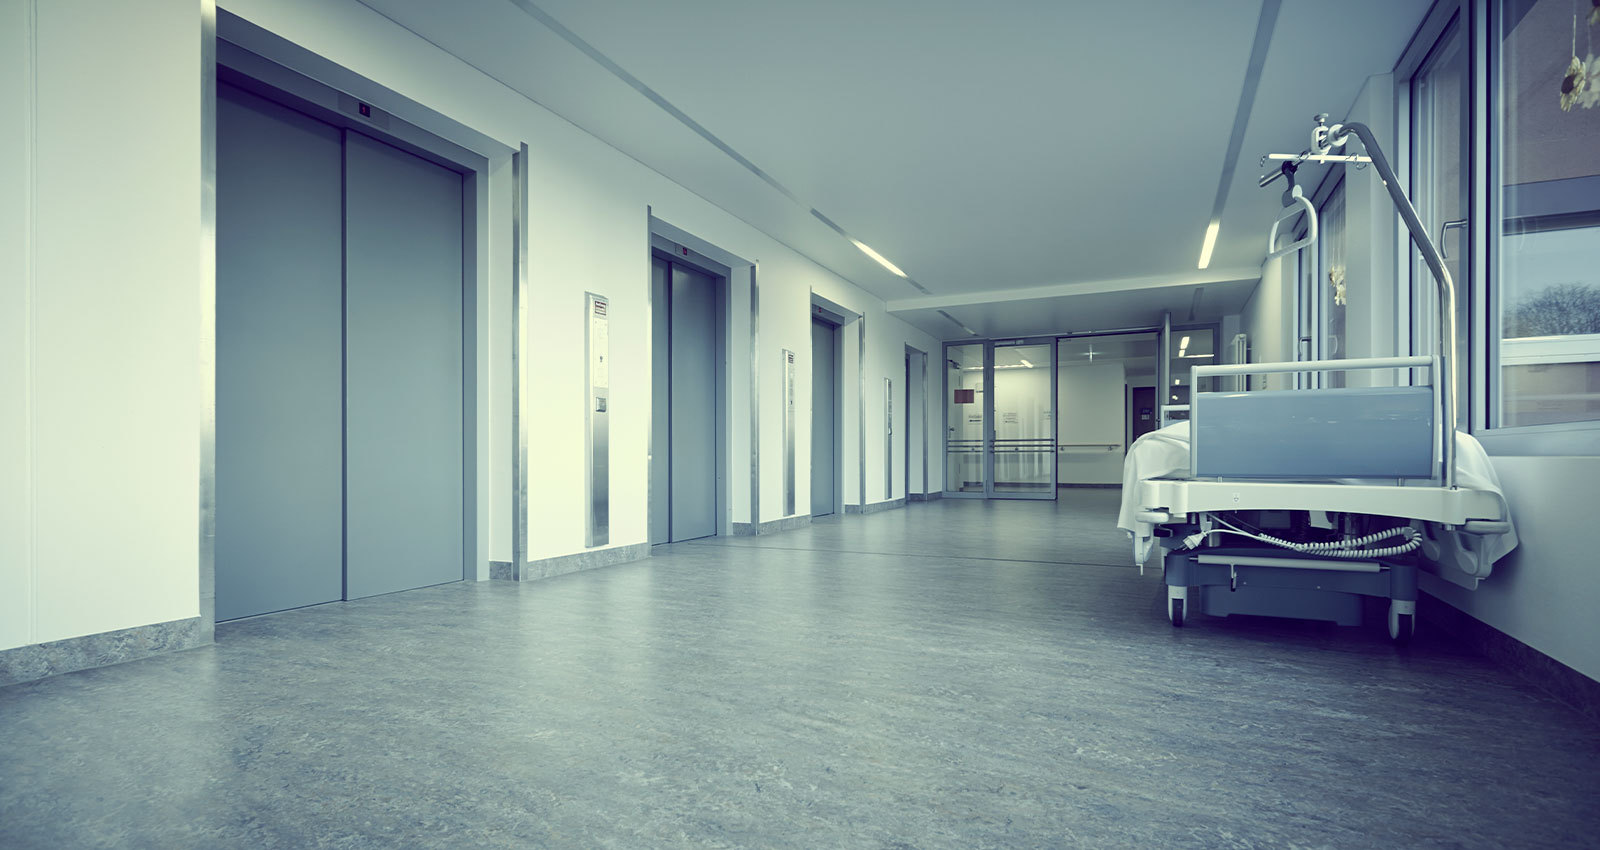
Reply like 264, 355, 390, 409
1412, 16, 1471, 427
1495, 0, 1600, 427
1058, 333, 1156, 485
1168, 329, 1215, 415
992, 343, 1053, 495
1319, 181, 1348, 387
944, 343, 985, 492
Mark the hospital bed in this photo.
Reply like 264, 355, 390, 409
1117, 118, 1517, 642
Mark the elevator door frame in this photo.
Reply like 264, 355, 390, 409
650, 248, 731, 543
211, 21, 502, 630
811, 316, 843, 517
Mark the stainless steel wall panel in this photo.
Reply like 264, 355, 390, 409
749, 266, 760, 531
884, 377, 893, 500
650, 258, 671, 544
512, 144, 529, 575
586, 291, 610, 547
783, 349, 796, 516
199, 0, 218, 640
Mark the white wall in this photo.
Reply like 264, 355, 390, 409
1057, 362, 1126, 485
0, 0, 31, 651
1241, 255, 1295, 389
1339, 75, 1400, 385
1424, 457, 1600, 681
0, 0, 202, 651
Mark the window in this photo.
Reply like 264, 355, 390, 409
1411, 13, 1472, 428
1318, 180, 1348, 387
1493, 0, 1600, 427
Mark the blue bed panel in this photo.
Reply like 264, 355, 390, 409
1193, 386, 1435, 479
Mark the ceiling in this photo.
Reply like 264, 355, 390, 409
352, 0, 1432, 339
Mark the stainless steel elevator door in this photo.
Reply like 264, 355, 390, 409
669, 263, 718, 541
215, 83, 345, 621
811, 319, 838, 516
343, 130, 465, 599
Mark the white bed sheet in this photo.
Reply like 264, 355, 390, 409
1116, 422, 1519, 564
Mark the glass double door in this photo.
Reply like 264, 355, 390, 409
944, 338, 1056, 499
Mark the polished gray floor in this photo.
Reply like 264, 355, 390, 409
3, 492, 1597, 848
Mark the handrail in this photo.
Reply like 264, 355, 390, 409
1266, 190, 1317, 260
1326, 121, 1457, 489
1194, 355, 1431, 378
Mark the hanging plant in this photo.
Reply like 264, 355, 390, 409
1561, 54, 1587, 111
1328, 265, 1347, 307
1583, 54, 1600, 109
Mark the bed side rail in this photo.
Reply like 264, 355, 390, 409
1190, 356, 1443, 484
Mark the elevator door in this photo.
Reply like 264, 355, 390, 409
216, 83, 465, 620
215, 83, 345, 621
343, 131, 465, 599
811, 319, 838, 516
669, 263, 718, 541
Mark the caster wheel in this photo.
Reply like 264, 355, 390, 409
1169, 597, 1185, 627
1389, 611, 1415, 644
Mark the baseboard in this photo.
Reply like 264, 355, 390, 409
755, 515, 813, 535
1419, 592, 1600, 723
0, 616, 207, 688
907, 492, 944, 502
845, 497, 907, 515
495, 543, 651, 582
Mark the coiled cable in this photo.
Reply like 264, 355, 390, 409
1184, 516, 1422, 559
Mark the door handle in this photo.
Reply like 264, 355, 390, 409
1439, 219, 1467, 259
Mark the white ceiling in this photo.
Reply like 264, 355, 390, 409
353, 0, 1432, 339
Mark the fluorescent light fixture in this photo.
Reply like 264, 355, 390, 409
851, 239, 907, 277
1179, 336, 1190, 351
1197, 221, 1220, 269
1019, 358, 1034, 368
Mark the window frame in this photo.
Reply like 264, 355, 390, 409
1395, 0, 1600, 454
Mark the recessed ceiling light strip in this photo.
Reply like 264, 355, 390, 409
937, 310, 979, 336
1198, 0, 1281, 268
507, 0, 924, 292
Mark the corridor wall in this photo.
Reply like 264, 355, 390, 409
230, 3, 941, 573
0, 0, 203, 653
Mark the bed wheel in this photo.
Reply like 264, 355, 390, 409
1169, 597, 1185, 627
1389, 613, 1414, 644
1388, 603, 1415, 644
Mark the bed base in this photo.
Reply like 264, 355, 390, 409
1160, 543, 1418, 642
